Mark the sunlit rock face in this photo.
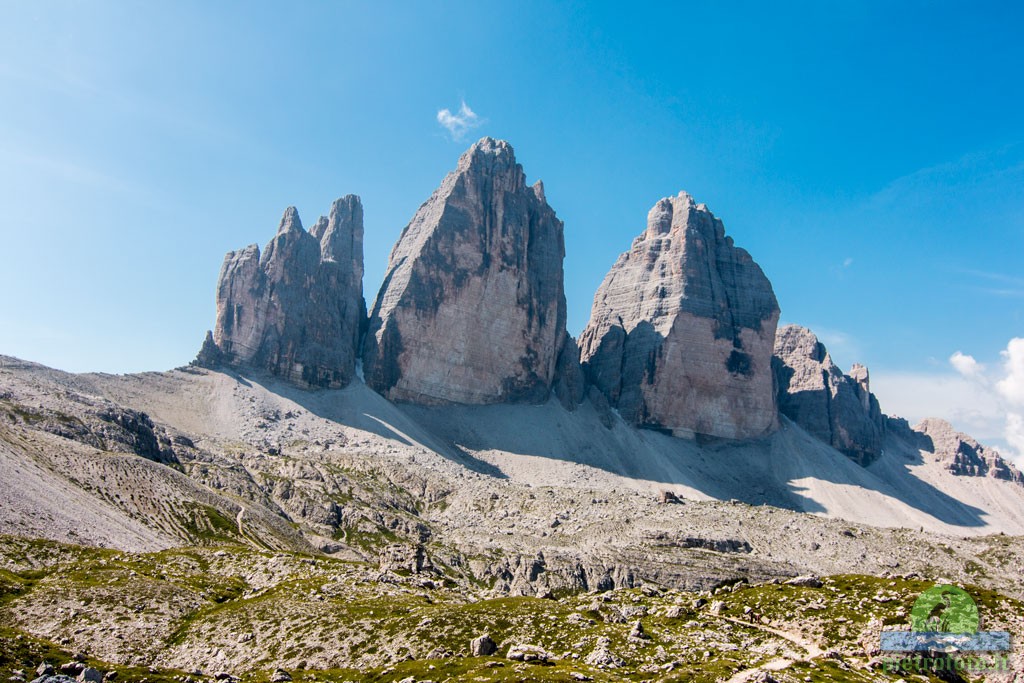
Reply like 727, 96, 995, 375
199, 196, 365, 388
579, 192, 780, 439
912, 417, 1023, 484
362, 137, 580, 406
772, 324, 884, 465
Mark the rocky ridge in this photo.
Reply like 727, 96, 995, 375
910, 417, 1024, 484
198, 196, 365, 389
579, 192, 780, 439
772, 325, 885, 466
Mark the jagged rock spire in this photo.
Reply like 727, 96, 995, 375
197, 197, 365, 389
579, 192, 780, 439
772, 324, 884, 465
362, 137, 581, 406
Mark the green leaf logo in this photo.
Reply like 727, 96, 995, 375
909, 585, 980, 634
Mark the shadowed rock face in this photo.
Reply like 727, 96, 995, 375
913, 417, 1024, 484
197, 196, 365, 388
578, 192, 780, 439
363, 137, 580, 406
772, 324, 884, 466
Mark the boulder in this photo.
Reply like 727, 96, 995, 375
470, 634, 497, 657
584, 637, 625, 668
773, 324, 885, 466
784, 575, 823, 588
506, 644, 553, 663
363, 138, 579, 406
75, 670, 101, 683
629, 619, 649, 639
198, 197, 365, 389
579, 192, 780, 439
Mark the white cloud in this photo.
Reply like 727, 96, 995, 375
436, 100, 483, 141
878, 337, 1024, 465
871, 371, 1003, 441
949, 351, 985, 379
1007, 413, 1024, 462
996, 337, 1024, 405
842, 257, 853, 268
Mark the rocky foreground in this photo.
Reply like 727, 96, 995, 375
2, 536, 1023, 682
2, 354, 1024, 680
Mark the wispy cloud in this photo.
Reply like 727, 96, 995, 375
871, 144, 1024, 209
974, 287, 1024, 299
953, 267, 1024, 287
872, 370, 1003, 436
829, 256, 854, 280
436, 100, 483, 141
951, 268, 1024, 299
0, 146, 140, 195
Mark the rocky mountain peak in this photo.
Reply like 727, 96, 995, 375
362, 138, 581, 406
315, 194, 363, 264
773, 324, 884, 466
196, 198, 365, 389
579, 192, 780, 439
452, 136, 526, 193
277, 206, 302, 233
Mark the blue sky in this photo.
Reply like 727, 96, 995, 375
2, 1, 1023, 456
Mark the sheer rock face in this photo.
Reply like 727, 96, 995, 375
201, 196, 365, 388
913, 418, 1024, 484
363, 137, 578, 406
578, 192, 780, 439
772, 325, 884, 466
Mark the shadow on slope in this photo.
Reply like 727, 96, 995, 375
398, 396, 994, 531
219, 369, 509, 480
70, 363, 999, 532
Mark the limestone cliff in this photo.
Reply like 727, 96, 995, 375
579, 192, 780, 439
362, 138, 578, 406
197, 197, 365, 388
772, 324, 884, 465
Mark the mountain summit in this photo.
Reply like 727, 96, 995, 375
579, 192, 780, 439
197, 196, 365, 388
362, 137, 581, 405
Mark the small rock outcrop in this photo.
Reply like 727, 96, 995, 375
506, 644, 553, 663
363, 138, 579, 406
772, 325, 884, 466
578, 192, 780, 439
470, 634, 497, 657
197, 197, 365, 388
912, 418, 1024, 484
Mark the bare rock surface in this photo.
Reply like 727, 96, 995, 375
913, 417, 1024, 484
772, 325, 885, 466
200, 197, 365, 389
579, 192, 780, 439
362, 138, 577, 406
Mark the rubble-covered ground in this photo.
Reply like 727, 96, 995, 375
2, 536, 1022, 682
